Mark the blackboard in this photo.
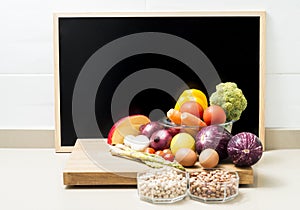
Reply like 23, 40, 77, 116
54, 12, 266, 152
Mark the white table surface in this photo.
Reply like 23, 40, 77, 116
0, 148, 299, 210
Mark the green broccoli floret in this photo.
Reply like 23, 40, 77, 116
209, 82, 247, 121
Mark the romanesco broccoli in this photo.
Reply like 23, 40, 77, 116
209, 82, 247, 121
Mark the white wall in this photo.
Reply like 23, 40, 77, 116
0, 0, 299, 130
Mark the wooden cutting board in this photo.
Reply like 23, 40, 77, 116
63, 139, 254, 185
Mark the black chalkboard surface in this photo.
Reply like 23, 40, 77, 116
54, 12, 265, 152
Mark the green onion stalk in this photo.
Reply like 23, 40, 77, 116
109, 144, 185, 171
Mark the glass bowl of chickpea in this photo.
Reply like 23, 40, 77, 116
137, 167, 188, 203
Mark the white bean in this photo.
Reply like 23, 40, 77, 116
138, 168, 187, 200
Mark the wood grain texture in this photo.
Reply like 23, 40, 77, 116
259, 11, 266, 150
63, 139, 253, 185
53, 14, 63, 153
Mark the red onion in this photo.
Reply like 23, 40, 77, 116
140, 121, 163, 138
149, 129, 172, 151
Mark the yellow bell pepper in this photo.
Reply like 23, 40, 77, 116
174, 89, 208, 111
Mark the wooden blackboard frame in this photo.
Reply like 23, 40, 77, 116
54, 11, 266, 152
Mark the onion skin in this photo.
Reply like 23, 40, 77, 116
149, 129, 173, 151
140, 121, 163, 138
227, 132, 263, 167
195, 125, 232, 160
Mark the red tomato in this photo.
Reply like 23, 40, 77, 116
162, 149, 172, 155
179, 101, 204, 118
144, 147, 155, 154
155, 150, 164, 157
203, 105, 226, 125
163, 153, 175, 162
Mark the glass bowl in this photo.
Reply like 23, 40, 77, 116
137, 167, 188, 204
188, 168, 239, 203
158, 118, 234, 138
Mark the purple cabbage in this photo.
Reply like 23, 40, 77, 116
227, 132, 263, 167
195, 125, 232, 160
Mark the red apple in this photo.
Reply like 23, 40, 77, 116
107, 115, 151, 145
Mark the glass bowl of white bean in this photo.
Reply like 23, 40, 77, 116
188, 168, 239, 203
137, 167, 188, 203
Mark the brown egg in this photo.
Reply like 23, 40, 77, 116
175, 148, 198, 167
199, 148, 219, 168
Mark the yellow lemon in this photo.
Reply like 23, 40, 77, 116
170, 133, 196, 155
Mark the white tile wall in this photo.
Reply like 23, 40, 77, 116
0, 0, 146, 74
0, 0, 300, 130
265, 74, 300, 128
0, 75, 54, 129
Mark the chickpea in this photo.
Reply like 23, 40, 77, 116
138, 168, 187, 201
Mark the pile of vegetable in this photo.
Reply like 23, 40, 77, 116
108, 81, 263, 170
